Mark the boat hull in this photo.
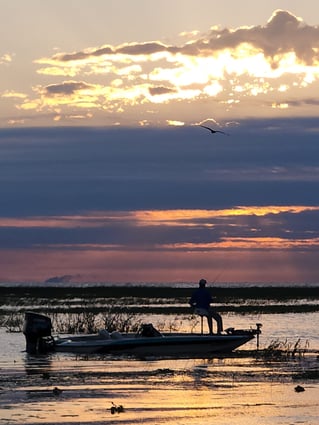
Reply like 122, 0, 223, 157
23, 312, 261, 357
54, 333, 255, 356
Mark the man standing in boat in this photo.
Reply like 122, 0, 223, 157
189, 279, 223, 334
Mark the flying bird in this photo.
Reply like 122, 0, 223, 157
199, 125, 228, 135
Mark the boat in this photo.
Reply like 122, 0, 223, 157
23, 312, 262, 357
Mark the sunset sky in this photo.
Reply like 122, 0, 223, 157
1, 1, 319, 284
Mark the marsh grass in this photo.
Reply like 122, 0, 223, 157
49, 308, 144, 334
100, 309, 142, 333
0, 309, 144, 334
1, 308, 200, 336
51, 311, 190, 334
259, 338, 310, 360
0, 312, 24, 332
293, 369, 319, 380
52, 311, 97, 334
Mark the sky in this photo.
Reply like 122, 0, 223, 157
1, 1, 319, 284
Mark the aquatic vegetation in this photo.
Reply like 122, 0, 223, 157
259, 338, 309, 360
99, 309, 142, 333
50, 309, 143, 334
293, 369, 319, 380
52, 312, 96, 334
1, 286, 319, 319
0, 312, 24, 332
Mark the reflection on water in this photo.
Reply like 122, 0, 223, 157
0, 312, 318, 425
19, 383, 316, 425
1, 353, 318, 425
1, 335, 318, 424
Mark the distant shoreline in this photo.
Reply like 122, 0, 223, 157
1, 281, 318, 288
1, 285, 319, 316
1, 284, 319, 300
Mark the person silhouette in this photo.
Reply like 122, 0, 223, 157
189, 278, 223, 334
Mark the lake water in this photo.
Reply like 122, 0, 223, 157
1, 310, 318, 425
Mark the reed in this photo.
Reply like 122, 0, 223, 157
259, 338, 309, 359
0, 312, 24, 332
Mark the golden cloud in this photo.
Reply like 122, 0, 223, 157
12, 10, 319, 124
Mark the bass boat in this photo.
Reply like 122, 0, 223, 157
23, 312, 262, 358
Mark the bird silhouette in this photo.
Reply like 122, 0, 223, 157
199, 125, 228, 135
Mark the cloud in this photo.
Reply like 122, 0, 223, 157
1, 124, 319, 283
117, 41, 171, 56
44, 10, 319, 66
166, 120, 184, 126
45, 274, 75, 283
149, 86, 177, 96
1, 206, 319, 251
278, 98, 319, 107
56, 45, 114, 62
45, 81, 96, 95
1, 90, 27, 99
0, 53, 13, 65
46, 11, 319, 66
0, 122, 319, 215
9, 10, 319, 125
189, 10, 319, 65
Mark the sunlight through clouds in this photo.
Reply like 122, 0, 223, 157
6, 9, 319, 126
1, 205, 319, 282
132, 206, 319, 226
1, 3, 319, 284
0, 53, 12, 64
160, 237, 319, 250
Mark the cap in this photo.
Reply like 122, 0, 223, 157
199, 278, 207, 286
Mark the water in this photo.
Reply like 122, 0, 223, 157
1, 284, 318, 424
1, 310, 318, 425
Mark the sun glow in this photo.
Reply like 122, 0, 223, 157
4, 9, 319, 126
160, 237, 319, 250
1, 205, 319, 283
15, 25, 319, 122
132, 206, 319, 226
0, 206, 317, 230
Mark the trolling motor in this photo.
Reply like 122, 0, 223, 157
225, 322, 262, 350
23, 312, 54, 354
255, 323, 262, 350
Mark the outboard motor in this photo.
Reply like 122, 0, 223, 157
23, 312, 53, 354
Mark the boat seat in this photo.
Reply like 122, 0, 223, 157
194, 308, 210, 334
136, 323, 162, 338
98, 329, 110, 339
110, 331, 123, 340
